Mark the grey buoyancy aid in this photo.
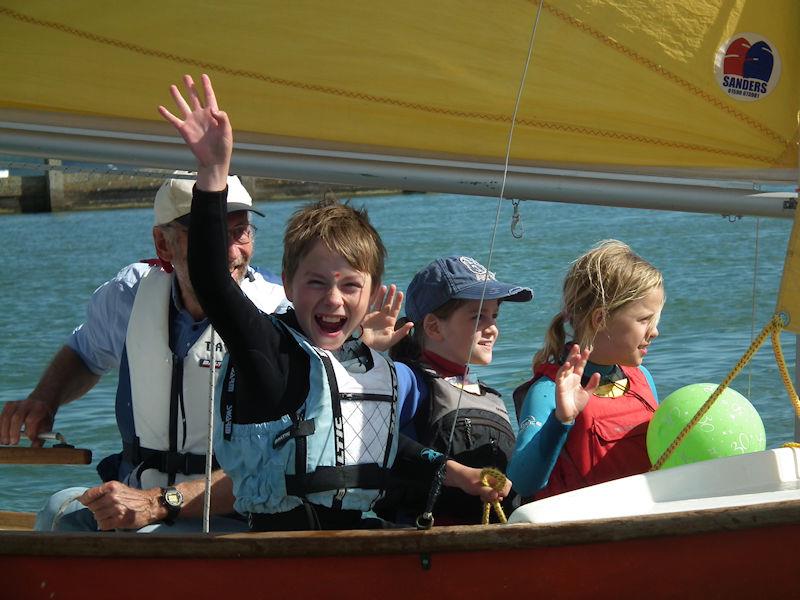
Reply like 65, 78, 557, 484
215, 318, 400, 516
377, 365, 516, 523
418, 368, 515, 469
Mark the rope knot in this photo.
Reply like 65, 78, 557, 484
480, 467, 508, 525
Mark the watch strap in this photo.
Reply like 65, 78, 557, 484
160, 486, 183, 525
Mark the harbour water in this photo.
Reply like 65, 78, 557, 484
0, 192, 795, 512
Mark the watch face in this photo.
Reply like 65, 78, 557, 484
164, 488, 183, 508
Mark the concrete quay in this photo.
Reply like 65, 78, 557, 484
0, 167, 397, 214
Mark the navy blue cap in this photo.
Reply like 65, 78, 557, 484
405, 256, 533, 323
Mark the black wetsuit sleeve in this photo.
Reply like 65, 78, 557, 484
397, 434, 446, 467
394, 435, 447, 496
187, 187, 308, 422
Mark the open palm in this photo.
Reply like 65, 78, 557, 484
158, 74, 232, 172
554, 344, 600, 423
360, 284, 413, 352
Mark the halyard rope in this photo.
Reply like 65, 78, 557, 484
417, 0, 545, 529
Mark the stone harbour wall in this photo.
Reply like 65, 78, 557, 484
0, 170, 398, 214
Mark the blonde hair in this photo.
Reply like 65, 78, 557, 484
533, 240, 663, 370
282, 197, 385, 286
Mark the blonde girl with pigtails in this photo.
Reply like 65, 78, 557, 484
508, 240, 664, 500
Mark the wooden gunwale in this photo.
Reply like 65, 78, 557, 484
2, 497, 799, 559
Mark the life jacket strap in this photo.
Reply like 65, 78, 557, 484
123, 440, 218, 476
285, 463, 389, 496
273, 419, 316, 449
248, 504, 363, 531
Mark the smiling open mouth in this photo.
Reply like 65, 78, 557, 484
316, 315, 346, 334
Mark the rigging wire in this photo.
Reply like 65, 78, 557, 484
418, 0, 545, 528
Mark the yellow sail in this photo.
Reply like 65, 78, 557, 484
0, 1, 797, 198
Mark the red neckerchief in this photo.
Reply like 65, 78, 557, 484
141, 257, 174, 273
421, 350, 467, 377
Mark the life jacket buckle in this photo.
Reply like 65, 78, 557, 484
274, 419, 316, 450
160, 450, 193, 475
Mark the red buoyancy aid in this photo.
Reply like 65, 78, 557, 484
533, 363, 657, 499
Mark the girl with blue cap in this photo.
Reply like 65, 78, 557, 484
376, 256, 532, 525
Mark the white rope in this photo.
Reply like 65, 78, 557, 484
50, 491, 86, 532
418, 2, 545, 527
442, 0, 545, 461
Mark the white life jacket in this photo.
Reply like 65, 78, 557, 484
122, 265, 285, 489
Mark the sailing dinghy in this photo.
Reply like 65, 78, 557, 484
1, 1, 799, 597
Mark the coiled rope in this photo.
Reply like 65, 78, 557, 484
480, 467, 508, 525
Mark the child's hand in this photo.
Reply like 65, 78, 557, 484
443, 460, 512, 503
360, 284, 413, 352
158, 73, 232, 191
554, 344, 600, 423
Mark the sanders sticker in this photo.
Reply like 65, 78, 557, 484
715, 33, 781, 101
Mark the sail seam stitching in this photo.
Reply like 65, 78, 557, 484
0, 6, 787, 165
540, 2, 788, 147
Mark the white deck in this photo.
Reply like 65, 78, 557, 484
508, 447, 800, 524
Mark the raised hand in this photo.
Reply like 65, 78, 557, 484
360, 284, 413, 352
158, 73, 231, 190
554, 344, 600, 424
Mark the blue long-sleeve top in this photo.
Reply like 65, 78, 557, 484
507, 362, 657, 496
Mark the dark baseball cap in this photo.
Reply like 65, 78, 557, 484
405, 255, 533, 323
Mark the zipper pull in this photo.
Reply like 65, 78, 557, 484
464, 417, 473, 449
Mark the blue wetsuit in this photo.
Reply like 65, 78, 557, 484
508, 362, 657, 497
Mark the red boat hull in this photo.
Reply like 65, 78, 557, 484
2, 512, 799, 599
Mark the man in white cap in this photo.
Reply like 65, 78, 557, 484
0, 175, 287, 532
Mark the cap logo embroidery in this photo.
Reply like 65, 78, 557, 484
458, 256, 496, 281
